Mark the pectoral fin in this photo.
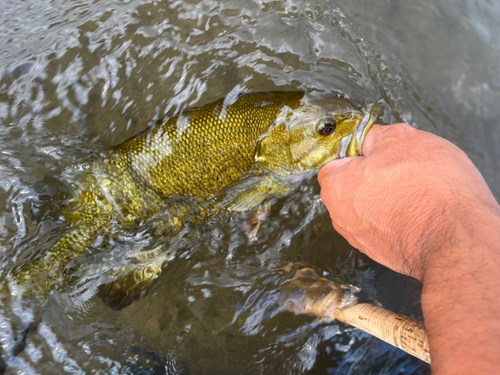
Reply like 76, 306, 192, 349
221, 175, 291, 212
221, 175, 292, 241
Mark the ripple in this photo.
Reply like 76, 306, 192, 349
1, 0, 498, 373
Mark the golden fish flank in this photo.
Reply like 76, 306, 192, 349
7, 91, 378, 309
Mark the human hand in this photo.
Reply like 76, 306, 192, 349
318, 123, 500, 281
319, 123, 500, 373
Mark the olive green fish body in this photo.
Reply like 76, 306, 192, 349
5, 91, 378, 308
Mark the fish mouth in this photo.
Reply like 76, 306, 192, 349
337, 102, 382, 158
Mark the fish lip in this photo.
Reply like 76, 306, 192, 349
339, 102, 382, 158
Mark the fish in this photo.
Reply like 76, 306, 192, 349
4, 91, 379, 310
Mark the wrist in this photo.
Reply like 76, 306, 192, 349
420, 221, 500, 374
403, 195, 500, 282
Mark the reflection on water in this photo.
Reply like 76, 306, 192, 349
1, 0, 499, 373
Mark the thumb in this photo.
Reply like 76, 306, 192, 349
318, 124, 384, 184
318, 156, 359, 186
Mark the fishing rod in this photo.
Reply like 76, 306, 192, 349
280, 268, 430, 363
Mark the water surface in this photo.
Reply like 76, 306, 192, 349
1, 0, 499, 373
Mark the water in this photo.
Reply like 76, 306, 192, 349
1, 0, 499, 373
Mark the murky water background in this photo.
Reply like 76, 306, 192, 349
1, 0, 499, 373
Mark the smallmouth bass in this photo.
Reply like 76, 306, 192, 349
5, 91, 379, 309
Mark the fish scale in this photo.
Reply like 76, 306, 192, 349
118, 91, 304, 199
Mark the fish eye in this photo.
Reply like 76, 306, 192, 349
317, 117, 337, 136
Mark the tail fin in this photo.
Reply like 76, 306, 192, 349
0, 209, 111, 372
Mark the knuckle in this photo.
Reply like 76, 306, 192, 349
390, 123, 416, 135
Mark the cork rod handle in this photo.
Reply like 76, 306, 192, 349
336, 303, 431, 363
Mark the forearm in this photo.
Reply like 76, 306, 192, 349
421, 215, 500, 374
